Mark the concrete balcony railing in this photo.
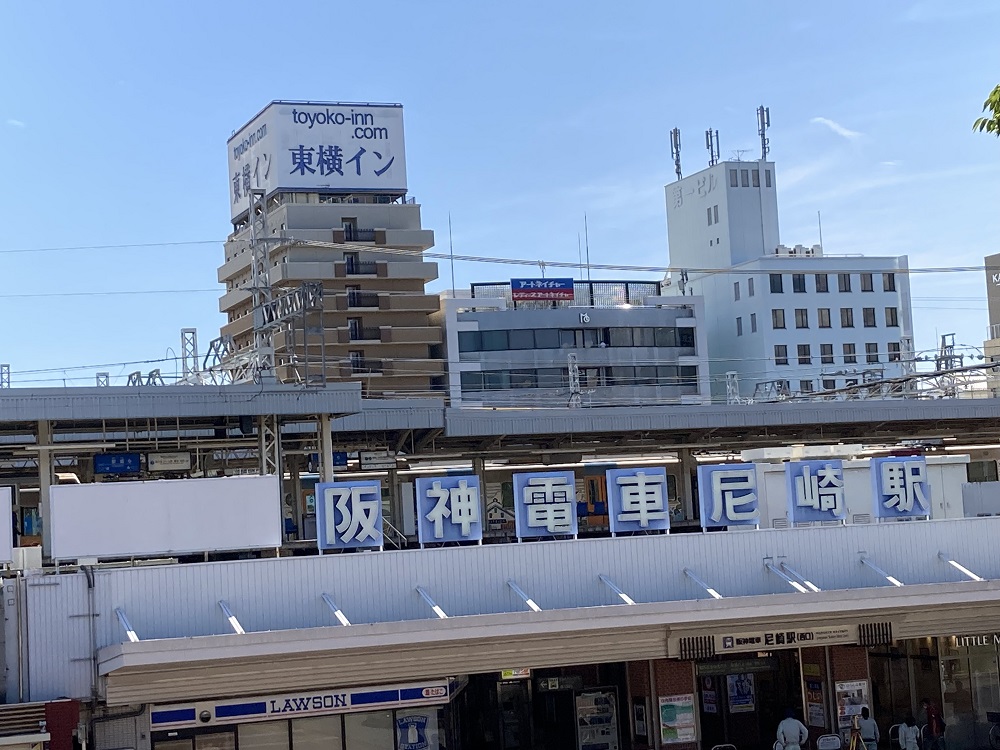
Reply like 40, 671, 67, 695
218, 288, 253, 313
349, 326, 382, 342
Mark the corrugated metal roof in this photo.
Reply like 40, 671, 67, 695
0, 384, 363, 421
444, 399, 1000, 437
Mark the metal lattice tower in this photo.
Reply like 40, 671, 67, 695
567, 353, 582, 408
180, 329, 200, 379
248, 188, 275, 382
0, 364, 9, 389
96, 372, 110, 387
726, 371, 741, 404
757, 105, 771, 159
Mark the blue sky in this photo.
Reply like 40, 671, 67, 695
1, 0, 998, 386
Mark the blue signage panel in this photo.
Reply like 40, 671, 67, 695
93, 453, 141, 474
697, 463, 760, 529
510, 278, 575, 301
606, 466, 670, 534
785, 460, 846, 523
415, 475, 483, 544
316, 480, 383, 550
870, 456, 931, 518
512, 470, 578, 539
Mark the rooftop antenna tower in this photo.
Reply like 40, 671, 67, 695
757, 105, 771, 160
705, 128, 720, 167
670, 128, 682, 181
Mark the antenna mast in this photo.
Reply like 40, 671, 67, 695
670, 128, 682, 180
757, 105, 771, 160
705, 128, 720, 166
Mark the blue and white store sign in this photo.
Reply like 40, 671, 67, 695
149, 680, 453, 729
93, 453, 141, 475
512, 470, 578, 540
785, 460, 846, 523
606, 467, 670, 535
316, 479, 383, 550
697, 463, 760, 529
415, 475, 483, 544
870, 456, 931, 519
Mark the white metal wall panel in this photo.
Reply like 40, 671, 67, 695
25, 575, 91, 701
25, 515, 1000, 702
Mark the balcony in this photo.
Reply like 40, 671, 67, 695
349, 358, 383, 375
347, 290, 380, 308
345, 257, 378, 275
349, 326, 382, 342
344, 228, 377, 243
990, 323, 1000, 341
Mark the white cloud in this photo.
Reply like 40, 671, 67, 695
6, 119, 25, 128
880, 160, 901, 167
810, 117, 862, 140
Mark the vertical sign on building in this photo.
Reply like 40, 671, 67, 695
316, 480, 384, 550
512, 470, 578, 540
606, 467, 670, 535
870, 456, 931, 519
785, 460, 846, 524
414, 475, 483, 545
697, 463, 759, 529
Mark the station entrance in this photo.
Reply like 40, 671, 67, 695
696, 651, 804, 750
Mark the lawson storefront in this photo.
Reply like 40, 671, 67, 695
148, 680, 463, 750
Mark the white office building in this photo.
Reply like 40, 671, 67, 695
663, 159, 914, 401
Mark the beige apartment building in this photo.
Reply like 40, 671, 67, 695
218, 194, 444, 395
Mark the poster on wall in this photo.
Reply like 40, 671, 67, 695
659, 694, 696, 744
805, 679, 826, 728
835, 680, 870, 732
576, 690, 620, 750
727, 673, 755, 713
396, 709, 440, 750
632, 698, 649, 741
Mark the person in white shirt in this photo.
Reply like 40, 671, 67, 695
777, 708, 809, 750
899, 714, 920, 750
858, 707, 880, 750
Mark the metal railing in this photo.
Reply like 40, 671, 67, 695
344, 228, 377, 243
989, 323, 1000, 341
349, 326, 382, 342
350, 358, 383, 375
347, 291, 380, 308
383, 519, 408, 550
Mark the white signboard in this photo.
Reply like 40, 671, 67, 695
50, 476, 281, 560
706, 624, 857, 655
147, 452, 192, 472
227, 100, 407, 219
0, 487, 13, 563
359, 450, 398, 470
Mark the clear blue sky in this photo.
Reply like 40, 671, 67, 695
2, 0, 998, 386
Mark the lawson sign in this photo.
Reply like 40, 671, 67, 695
150, 680, 453, 728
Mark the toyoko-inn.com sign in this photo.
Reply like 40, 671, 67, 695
227, 100, 407, 219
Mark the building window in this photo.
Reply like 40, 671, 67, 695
800, 380, 814, 394
838, 273, 852, 292
861, 273, 874, 292
815, 274, 829, 293
843, 343, 857, 364
772, 309, 786, 329
733, 281, 740, 301
707, 207, 712, 226
797, 344, 812, 365
741, 169, 750, 187
713, 205, 719, 223
792, 274, 806, 293
508, 329, 535, 349
481, 330, 509, 351
770, 273, 784, 293
795, 308, 809, 328
752, 169, 760, 187
750, 313, 757, 333
736, 317, 743, 336
765, 169, 772, 188
458, 331, 482, 352
863, 307, 877, 327
885, 307, 899, 327
748, 277, 755, 297
883, 272, 896, 292
821, 343, 834, 364
840, 308, 854, 328
822, 379, 836, 391
888, 342, 902, 361
774, 345, 789, 366
729, 169, 738, 187
818, 308, 832, 328
866, 343, 879, 363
